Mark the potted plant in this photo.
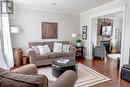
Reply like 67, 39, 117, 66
76, 39, 82, 46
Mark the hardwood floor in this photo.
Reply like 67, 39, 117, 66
76, 57, 130, 87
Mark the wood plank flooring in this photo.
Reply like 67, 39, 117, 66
76, 57, 130, 87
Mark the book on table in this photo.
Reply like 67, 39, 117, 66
57, 59, 69, 64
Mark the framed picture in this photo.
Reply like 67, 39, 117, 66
1, 1, 14, 14
115, 28, 120, 33
115, 34, 120, 39
82, 26, 87, 39
41, 22, 58, 39
82, 33, 87, 39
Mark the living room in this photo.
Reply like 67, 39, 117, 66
0, 0, 130, 87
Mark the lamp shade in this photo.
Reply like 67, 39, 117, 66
72, 33, 77, 38
11, 27, 20, 33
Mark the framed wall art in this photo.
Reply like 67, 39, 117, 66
41, 22, 58, 39
82, 26, 87, 39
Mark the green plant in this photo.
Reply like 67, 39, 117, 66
76, 39, 81, 43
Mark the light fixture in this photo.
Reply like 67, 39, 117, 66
11, 27, 20, 33
72, 33, 77, 38
51, 3, 56, 5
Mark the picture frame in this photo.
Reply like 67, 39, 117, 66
115, 34, 120, 39
41, 22, 58, 39
82, 26, 87, 39
82, 33, 87, 39
1, 1, 14, 14
115, 28, 118, 33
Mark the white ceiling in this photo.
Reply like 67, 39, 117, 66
15, 0, 115, 15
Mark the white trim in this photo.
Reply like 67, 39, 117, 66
89, 6, 127, 69
80, 0, 123, 15
84, 56, 93, 60
15, 5, 79, 16
90, 7, 124, 18
99, 17, 123, 20
120, 5, 127, 69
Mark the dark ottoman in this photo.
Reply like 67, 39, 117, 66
52, 59, 77, 78
121, 64, 130, 82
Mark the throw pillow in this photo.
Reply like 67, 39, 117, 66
53, 42, 63, 52
31, 46, 39, 54
63, 44, 71, 53
37, 45, 51, 54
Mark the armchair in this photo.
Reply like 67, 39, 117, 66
0, 64, 78, 87
93, 46, 107, 61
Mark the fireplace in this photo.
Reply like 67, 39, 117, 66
100, 41, 110, 53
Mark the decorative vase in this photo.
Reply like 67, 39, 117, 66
13, 48, 23, 67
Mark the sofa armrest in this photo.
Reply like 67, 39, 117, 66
12, 64, 38, 75
50, 70, 78, 87
27, 49, 38, 64
0, 70, 48, 87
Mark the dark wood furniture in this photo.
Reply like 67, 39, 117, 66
52, 59, 77, 78
75, 46, 83, 57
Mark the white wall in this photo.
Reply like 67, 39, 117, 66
91, 18, 98, 47
10, 7, 80, 54
80, 0, 130, 66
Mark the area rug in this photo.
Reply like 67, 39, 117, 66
38, 63, 111, 87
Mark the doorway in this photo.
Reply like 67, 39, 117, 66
90, 6, 126, 69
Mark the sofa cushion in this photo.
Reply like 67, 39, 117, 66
36, 54, 49, 60
48, 52, 62, 58
62, 52, 73, 57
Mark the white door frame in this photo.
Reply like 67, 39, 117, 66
89, 5, 127, 68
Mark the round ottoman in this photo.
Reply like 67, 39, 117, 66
52, 59, 77, 78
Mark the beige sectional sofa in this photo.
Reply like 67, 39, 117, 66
28, 41, 76, 66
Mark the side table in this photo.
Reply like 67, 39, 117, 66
22, 56, 30, 65
75, 46, 83, 57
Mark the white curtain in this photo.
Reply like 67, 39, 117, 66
0, 15, 8, 69
1, 14, 14, 70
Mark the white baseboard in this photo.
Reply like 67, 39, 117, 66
83, 56, 93, 60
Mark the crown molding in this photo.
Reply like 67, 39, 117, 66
15, 5, 80, 16
80, 0, 124, 15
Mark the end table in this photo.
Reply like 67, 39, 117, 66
22, 56, 29, 65
75, 46, 83, 57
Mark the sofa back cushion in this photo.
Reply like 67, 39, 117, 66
29, 41, 69, 52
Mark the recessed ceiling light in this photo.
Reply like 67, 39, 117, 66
51, 3, 56, 5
